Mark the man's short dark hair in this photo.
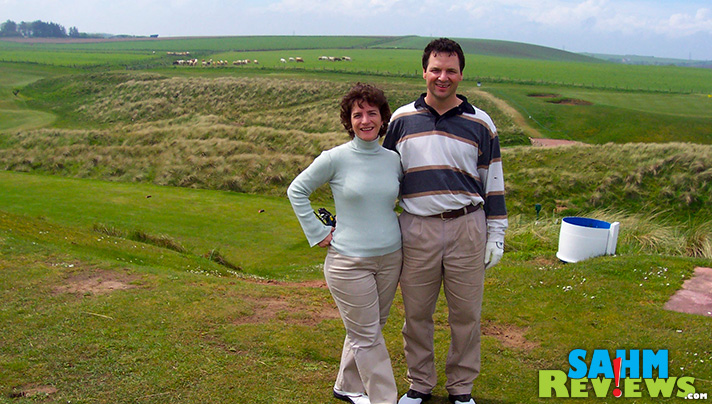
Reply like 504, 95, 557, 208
422, 38, 465, 73
340, 83, 392, 138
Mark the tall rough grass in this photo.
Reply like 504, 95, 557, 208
505, 142, 712, 218
4, 72, 526, 198
504, 142, 712, 258
506, 209, 712, 259
4, 72, 710, 257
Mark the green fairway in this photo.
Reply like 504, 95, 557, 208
0, 108, 55, 130
0, 171, 325, 280
0, 64, 59, 130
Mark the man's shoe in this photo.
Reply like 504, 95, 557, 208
398, 389, 432, 404
333, 389, 371, 404
448, 393, 475, 404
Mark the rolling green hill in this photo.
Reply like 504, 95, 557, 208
1, 35, 600, 63
373, 36, 601, 62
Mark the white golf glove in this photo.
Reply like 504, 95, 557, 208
484, 241, 504, 270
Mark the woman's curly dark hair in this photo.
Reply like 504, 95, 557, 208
340, 83, 391, 139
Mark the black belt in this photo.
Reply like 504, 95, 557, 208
428, 204, 482, 220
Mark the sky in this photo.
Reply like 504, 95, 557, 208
3, 0, 712, 60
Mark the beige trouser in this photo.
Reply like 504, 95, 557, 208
324, 248, 402, 404
398, 209, 487, 396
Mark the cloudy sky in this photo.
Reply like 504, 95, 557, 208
3, 0, 712, 60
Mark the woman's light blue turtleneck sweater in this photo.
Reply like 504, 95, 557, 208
287, 136, 403, 258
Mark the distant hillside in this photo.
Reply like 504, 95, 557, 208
372, 36, 602, 63
1, 34, 602, 64
583, 52, 712, 68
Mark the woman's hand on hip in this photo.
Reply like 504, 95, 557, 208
317, 227, 335, 248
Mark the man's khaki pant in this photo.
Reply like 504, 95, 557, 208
398, 209, 487, 396
324, 248, 402, 404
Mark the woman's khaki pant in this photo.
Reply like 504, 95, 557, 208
324, 248, 402, 404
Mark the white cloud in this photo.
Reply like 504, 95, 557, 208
661, 8, 712, 36
450, 0, 712, 38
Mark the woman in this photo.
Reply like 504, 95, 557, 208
287, 83, 402, 404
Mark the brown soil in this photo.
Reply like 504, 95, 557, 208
547, 98, 593, 106
482, 320, 539, 351
529, 138, 584, 147
235, 293, 340, 326
53, 268, 140, 296
10, 385, 58, 398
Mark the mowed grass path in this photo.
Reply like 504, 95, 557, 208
0, 66, 56, 130
0, 171, 325, 280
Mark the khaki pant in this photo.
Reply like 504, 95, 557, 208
398, 209, 487, 396
325, 248, 402, 404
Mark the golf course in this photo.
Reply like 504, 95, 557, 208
1, 35, 710, 403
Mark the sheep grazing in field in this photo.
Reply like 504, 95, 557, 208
288, 57, 295, 62
319, 56, 349, 62
253, 60, 259, 64
176, 58, 197, 67
280, 58, 287, 63
295, 57, 304, 62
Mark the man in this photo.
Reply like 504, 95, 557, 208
383, 38, 508, 404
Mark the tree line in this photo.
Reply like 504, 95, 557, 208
0, 19, 93, 38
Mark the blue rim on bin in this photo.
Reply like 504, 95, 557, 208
562, 217, 612, 229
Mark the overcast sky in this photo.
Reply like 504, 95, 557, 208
3, 0, 712, 60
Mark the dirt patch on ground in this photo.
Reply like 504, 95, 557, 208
54, 268, 140, 296
482, 321, 539, 351
664, 267, 712, 317
547, 98, 593, 106
9, 384, 57, 398
529, 138, 584, 147
235, 293, 340, 326
245, 278, 328, 289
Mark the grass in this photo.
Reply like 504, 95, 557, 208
0, 64, 60, 131
1, 170, 711, 403
0, 71, 527, 196
0, 171, 324, 280
4, 35, 712, 93
487, 84, 712, 144
1, 35, 712, 403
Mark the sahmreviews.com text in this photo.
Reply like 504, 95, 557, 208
539, 349, 706, 399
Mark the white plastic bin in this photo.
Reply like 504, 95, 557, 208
556, 217, 620, 263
